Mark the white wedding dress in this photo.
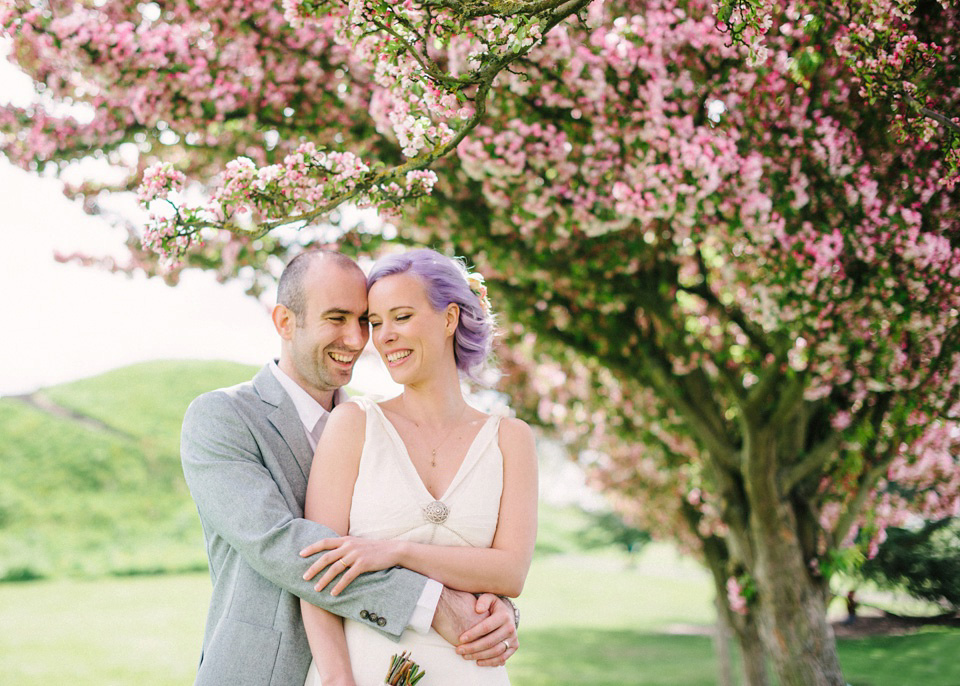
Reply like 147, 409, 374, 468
304, 396, 511, 685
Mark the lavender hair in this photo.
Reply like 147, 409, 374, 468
367, 249, 496, 382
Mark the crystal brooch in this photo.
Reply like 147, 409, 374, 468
422, 500, 450, 525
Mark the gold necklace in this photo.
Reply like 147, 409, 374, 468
405, 399, 468, 467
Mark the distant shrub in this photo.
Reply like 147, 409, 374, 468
860, 517, 960, 611
1, 566, 45, 583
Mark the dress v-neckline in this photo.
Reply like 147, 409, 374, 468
371, 402, 499, 501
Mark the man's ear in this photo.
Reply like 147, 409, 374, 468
445, 303, 461, 336
272, 304, 296, 340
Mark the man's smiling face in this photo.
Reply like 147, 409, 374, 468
282, 258, 370, 400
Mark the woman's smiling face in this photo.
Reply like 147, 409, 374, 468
367, 272, 458, 384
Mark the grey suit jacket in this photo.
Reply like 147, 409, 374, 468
181, 364, 428, 686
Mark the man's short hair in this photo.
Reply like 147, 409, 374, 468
277, 250, 360, 322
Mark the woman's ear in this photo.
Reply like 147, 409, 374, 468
444, 303, 461, 336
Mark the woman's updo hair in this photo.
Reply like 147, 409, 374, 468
367, 248, 496, 382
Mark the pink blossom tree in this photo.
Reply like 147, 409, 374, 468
3, 1, 959, 684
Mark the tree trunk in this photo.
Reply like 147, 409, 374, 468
713, 595, 734, 686
753, 558, 844, 686
712, 595, 774, 686
734, 609, 771, 686
701, 540, 771, 686
745, 427, 846, 686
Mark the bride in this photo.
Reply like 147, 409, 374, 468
298, 249, 538, 685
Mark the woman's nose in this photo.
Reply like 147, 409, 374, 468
377, 321, 397, 343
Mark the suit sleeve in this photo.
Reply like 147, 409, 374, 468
180, 390, 428, 640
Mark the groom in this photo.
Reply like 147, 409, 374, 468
181, 250, 519, 686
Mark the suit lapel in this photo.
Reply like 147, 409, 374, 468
253, 365, 313, 481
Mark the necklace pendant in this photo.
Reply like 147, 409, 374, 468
422, 500, 450, 525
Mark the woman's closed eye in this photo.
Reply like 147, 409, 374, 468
369, 312, 412, 328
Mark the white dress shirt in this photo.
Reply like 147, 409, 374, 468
269, 361, 442, 633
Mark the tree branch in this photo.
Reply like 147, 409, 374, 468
546, 321, 743, 470
782, 430, 843, 493
903, 90, 960, 137
686, 246, 774, 358
830, 392, 896, 549
769, 375, 806, 428
423, 0, 585, 20
743, 347, 788, 423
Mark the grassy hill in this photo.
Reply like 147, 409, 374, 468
0, 360, 258, 581
0, 360, 628, 582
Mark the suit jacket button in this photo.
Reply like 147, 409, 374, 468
377, 617, 387, 627
360, 610, 370, 620
369, 612, 379, 623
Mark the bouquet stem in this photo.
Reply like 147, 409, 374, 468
384, 651, 426, 685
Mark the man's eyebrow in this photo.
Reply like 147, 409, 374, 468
320, 308, 359, 317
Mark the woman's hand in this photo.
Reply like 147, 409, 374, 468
300, 536, 402, 596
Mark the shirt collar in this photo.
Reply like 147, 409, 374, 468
269, 360, 346, 433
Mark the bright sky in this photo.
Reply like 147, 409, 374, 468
0, 159, 285, 395
0, 45, 396, 397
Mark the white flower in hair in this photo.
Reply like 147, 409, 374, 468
466, 272, 492, 316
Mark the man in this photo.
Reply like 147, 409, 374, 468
181, 251, 519, 685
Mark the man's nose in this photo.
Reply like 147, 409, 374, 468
342, 320, 368, 350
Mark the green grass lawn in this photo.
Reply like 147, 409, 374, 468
2, 548, 958, 686
840, 628, 960, 686
3, 361, 958, 684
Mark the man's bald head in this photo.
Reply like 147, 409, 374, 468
277, 251, 363, 323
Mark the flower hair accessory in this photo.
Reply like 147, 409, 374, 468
466, 271, 492, 316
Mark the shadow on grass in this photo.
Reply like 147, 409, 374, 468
510, 628, 723, 686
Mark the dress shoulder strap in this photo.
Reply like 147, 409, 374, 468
344, 394, 378, 411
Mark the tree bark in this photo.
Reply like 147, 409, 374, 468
745, 426, 846, 686
701, 535, 771, 686
713, 595, 734, 686
735, 616, 771, 686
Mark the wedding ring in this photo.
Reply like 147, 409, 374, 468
502, 639, 510, 651
338, 559, 349, 570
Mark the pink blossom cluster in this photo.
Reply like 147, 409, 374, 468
726, 576, 749, 616
284, 0, 546, 160
885, 421, 960, 518
138, 161, 186, 204
140, 212, 193, 270
134, 139, 445, 260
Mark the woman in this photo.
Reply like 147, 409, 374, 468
299, 249, 538, 685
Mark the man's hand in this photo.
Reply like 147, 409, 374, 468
432, 587, 487, 645
432, 589, 518, 667
459, 594, 519, 666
